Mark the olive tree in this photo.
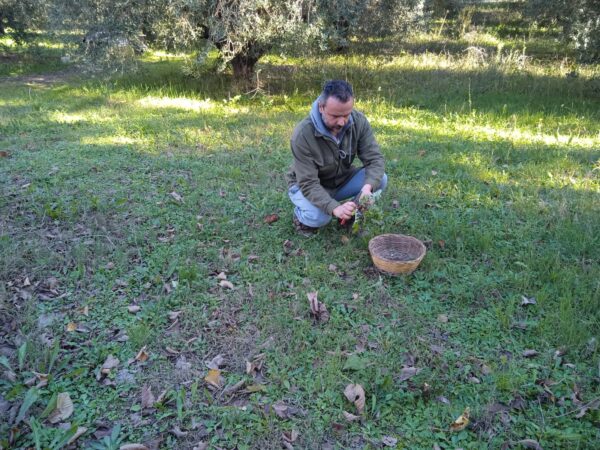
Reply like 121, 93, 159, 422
526, 0, 600, 62
0, 0, 46, 41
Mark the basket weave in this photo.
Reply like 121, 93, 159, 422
368, 234, 426, 275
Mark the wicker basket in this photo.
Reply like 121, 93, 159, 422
368, 234, 426, 275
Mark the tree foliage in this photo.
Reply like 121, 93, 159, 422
0, 0, 46, 41
526, 0, 600, 61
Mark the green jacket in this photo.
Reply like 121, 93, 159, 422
286, 108, 385, 215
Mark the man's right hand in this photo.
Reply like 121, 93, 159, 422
333, 202, 357, 221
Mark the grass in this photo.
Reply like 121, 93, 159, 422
1, 7, 600, 450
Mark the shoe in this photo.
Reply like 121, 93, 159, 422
293, 215, 318, 236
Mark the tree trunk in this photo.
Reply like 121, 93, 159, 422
230, 51, 261, 79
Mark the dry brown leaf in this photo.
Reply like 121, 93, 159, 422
449, 407, 470, 432
219, 280, 234, 290
128, 305, 141, 314
382, 436, 398, 447
264, 214, 279, 224
272, 402, 289, 419
167, 310, 181, 321
77, 305, 89, 316
344, 384, 366, 414
308, 291, 329, 323
66, 322, 77, 332
342, 411, 360, 422
120, 445, 149, 450
135, 346, 149, 362
282, 429, 299, 443
340, 235, 350, 245
207, 354, 225, 370
204, 369, 223, 388
102, 355, 120, 370
192, 443, 209, 450
170, 191, 183, 203
437, 314, 449, 323
522, 349, 539, 358
141, 385, 155, 409
575, 398, 600, 419
216, 272, 227, 280
398, 367, 422, 382
67, 426, 88, 445
48, 392, 74, 424
170, 426, 188, 438
0, 151, 9, 158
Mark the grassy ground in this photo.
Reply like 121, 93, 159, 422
1, 8, 600, 450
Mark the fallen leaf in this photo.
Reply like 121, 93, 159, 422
398, 367, 422, 382
517, 439, 543, 450
282, 429, 298, 443
264, 214, 279, 224
102, 355, 120, 371
0, 151, 9, 157
342, 411, 360, 422
48, 392, 74, 424
170, 426, 188, 438
520, 296, 537, 306
141, 385, 155, 409
204, 369, 223, 388
340, 235, 350, 245
67, 426, 88, 445
437, 314, 448, 323
216, 272, 227, 280
192, 443, 208, 450
431, 170, 438, 176
522, 349, 539, 358
77, 305, 89, 316
308, 291, 329, 323
135, 346, 149, 362
120, 445, 149, 450
170, 191, 183, 203
272, 402, 289, 419
438, 239, 446, 249
206, 354, 225, 370
128, 305, 141, 313
344, 384, 366, 414
219, 280, 234, 290
449, 407, 470, 432
66, 322, 77, 332
575, 398, 600, 419
437, 396, 450, 405
167, 310, 181, 321
382, 436, 398, 447
245, 384, 266, 393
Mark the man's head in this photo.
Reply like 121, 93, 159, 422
318, 80, 354, 136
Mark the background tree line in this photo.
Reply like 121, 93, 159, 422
1, 0, 599, 77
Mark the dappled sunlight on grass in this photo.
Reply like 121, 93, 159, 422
80, 135, 146, 147
137, 95, 217, 112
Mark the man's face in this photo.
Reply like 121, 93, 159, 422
319, 96, 353, 136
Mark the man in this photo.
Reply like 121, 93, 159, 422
286, 80, 387, 234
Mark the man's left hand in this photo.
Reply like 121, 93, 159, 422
360, 184, 373, 199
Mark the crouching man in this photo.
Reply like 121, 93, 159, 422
286, 80, 387, 234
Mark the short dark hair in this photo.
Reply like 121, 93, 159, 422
319, 80, 353, 105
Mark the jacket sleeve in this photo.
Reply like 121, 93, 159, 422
356, 117, 385, 189
291, 135, 341, 215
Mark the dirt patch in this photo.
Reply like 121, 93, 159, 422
0, 68, 78, 86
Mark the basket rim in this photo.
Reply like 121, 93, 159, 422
368, 233, 426, 263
